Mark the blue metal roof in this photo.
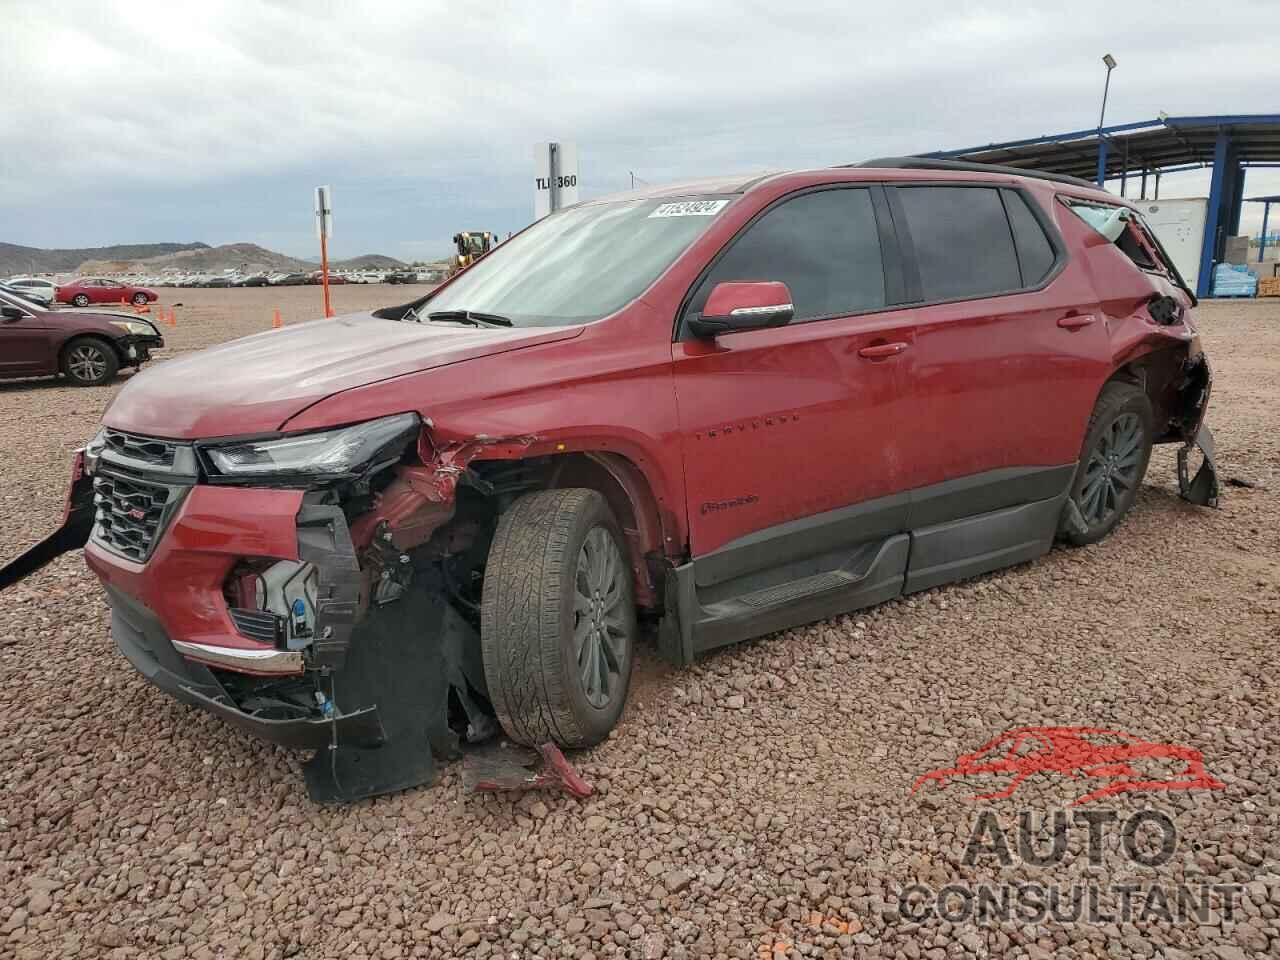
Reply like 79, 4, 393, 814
920, 115, 1280, 182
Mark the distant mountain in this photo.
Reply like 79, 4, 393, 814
79, 242, 314, 275
333, 254, 408, 270
0, 241, 208, 276
2, 241, 408, 277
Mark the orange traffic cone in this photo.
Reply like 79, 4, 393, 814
166, 307, 177, 328
272, 309, 283, 329
120, 296, 128, 308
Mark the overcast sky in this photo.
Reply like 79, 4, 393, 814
3, 0, 1278, 260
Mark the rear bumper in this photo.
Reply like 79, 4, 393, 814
108, 585, 384, 750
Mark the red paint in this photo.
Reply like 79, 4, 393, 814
56, 278, 157, 305
85, 485, 304, 664
912, 726, 1225, 805
703, 280, 792, 316
87, 166, 1203, 661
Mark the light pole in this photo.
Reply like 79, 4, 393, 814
1096, 54, 1117, 186
1098, 53, 1116, 130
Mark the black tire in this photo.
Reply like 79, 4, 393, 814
131, 292, 149, 305
72, 293, 90, 307
61, 337, 119, 386
1063, 382, 1154, 546
481, 488, 637, 748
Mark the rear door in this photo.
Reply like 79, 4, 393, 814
672, 184, 915, 557
885, 183, 1107, 512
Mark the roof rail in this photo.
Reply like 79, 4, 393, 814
847, 156, 1100, 191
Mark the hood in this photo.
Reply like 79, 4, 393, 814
104, 312, 582, 438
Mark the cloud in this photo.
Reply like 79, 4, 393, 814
2, 0, 1278, 255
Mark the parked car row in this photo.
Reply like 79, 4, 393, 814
3, 268, 447, 296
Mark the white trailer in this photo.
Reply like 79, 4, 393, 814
1135, 198, 1207, 287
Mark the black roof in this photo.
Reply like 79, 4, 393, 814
851, 156, 1099, 190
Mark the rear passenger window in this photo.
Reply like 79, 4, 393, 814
690, 188, 885, 323
896, 186, 1021, 301
1003, 190, 1057, 286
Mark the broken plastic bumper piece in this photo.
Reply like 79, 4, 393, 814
1177, 423, 1219, 508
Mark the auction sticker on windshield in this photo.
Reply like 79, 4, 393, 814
648, 199, 730, 218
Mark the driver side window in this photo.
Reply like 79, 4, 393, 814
685, 187, 887, 326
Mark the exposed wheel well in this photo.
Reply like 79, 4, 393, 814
1102, 344, 1201, 445
468, 451, 667, 608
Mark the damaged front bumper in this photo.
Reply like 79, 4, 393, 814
1177, 423, 1219, 508
1174, 353, 1219, 508
107, 584, 384, 750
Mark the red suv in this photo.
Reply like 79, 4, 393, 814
2, 160, 1217, 802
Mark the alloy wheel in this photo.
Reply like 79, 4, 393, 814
572, 526, 628, 709
1080, 412, 1143, 526
67, 344, 108, 383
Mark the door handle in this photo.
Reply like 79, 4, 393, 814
858, 342, 909, 359
1057, 314, 1097, 329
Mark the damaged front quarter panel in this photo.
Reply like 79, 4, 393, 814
303, 430, 539, 803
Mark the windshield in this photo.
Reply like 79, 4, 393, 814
425, 196, 733, 326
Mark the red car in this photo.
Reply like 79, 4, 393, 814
2, 160, 1218, 802
58, 277, 158, 307
0, 286, 164, 385
308, 270, 347, 285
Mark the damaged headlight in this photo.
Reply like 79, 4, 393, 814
204, 413, 420, 479
109, 320, 157, 336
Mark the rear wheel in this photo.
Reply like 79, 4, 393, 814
481, 489, 636, 748
61, 337, 119, 386
1063, 382, 1154, 545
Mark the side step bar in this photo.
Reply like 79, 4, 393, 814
659, 535, 910, 665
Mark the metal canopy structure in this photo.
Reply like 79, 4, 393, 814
920, 115, 1280, 297
1246, 194, 1280, 264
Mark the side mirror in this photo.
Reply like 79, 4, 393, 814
1, 306, 24, 321
687, 281, 795, 338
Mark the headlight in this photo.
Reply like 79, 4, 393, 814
204, 413, 420, 478
83, 427, 107, 475
109, 320, 155, 336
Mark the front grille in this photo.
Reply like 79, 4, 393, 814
228, 608, 284, 645
93, 472, 181, 562
103, 428, 177, 468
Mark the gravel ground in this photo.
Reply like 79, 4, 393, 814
1, 295, 1277, 960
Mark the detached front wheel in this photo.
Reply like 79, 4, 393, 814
481, 489, 636, 748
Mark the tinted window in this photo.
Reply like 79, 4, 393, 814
691, 188, 885, 323
896, 186, 1020, 301
1003, 190, 1057, 285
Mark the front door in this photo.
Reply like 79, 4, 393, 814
0, 299, 54, 376
672, 185, 915, 557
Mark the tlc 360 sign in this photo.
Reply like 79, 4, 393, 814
534, 142, 579, 219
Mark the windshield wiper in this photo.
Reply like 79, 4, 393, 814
427, 310, 513, 328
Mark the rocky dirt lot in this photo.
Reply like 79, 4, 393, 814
1, 294, 1277, 960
